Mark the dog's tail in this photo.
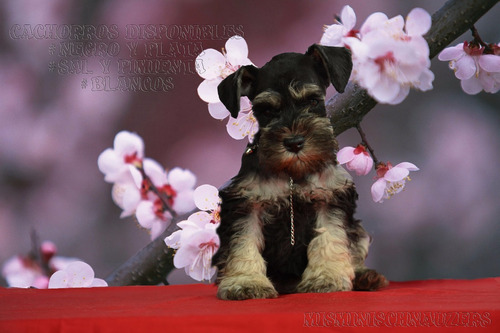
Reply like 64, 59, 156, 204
353, 269, 389, 291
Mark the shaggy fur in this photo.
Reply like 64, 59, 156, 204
213, 44, 387, 300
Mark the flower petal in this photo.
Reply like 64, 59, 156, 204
369, 75, 400, 103
348, 154, 373, 176
455, 55, 477, 80
225, 36, 249, 65
150, 220, 168, 240
48, 270, 70, 289
187, 211, 213, 227
336, 147, 355, 164
371, 178, 387, 203
172, 189, 196, 215
168, 167, 196, 191
208, 102, 230, 120
479, 54, 500, 72
405, 8, 431, 36
89, 278, 108, 287
384, 166, 410, 182
387, 85, 410, 105
393, 162, 419, 171
115, 184, 141, 218
341, 5, 357, 30
320, 24, 344, 46
135, 201, 156, 229
197, 79, 222, 103
143, 158, 167, 186
113, 131, 144, 159
360, 12, 389, 36
193, 184, 220, 211
438, 44, 464, 61
195, 48, 226, 80
461, 76, 483, 95
414, 68, 435, 91
226, 111, 258, 141
98, 149, 134, 184
164, 229, 183, 249
65, 261, 95, 288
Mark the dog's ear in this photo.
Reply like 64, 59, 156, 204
218, 65, 258, 118
306, 44, 352, 93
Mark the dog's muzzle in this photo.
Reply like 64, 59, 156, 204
283, 135, 305, 153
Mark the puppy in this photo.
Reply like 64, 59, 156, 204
212, 44, 387, 300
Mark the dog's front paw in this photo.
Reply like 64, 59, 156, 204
297, 275, 353, 293
217, 275, 278, 300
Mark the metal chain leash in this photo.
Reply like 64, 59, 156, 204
289, 177, 295, 246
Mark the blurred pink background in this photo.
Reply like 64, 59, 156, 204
1, 0, 499, 285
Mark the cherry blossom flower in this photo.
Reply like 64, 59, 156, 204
97, 131, 144, 183
2, 241, 81, 288
165, 212, 220, 281
164, 184, 221, 281
371, 162, 419, 203
135, 159, 196, 239
111, 180, 141, 218
320, 6, 434, 104
195, 36, 258, 142
320, 5, 358, 47
438, 42, 500, 94
337, 144, 373, 176
48, 261, 107, 288
196, 35, 252, 103
226, 108, 259, 143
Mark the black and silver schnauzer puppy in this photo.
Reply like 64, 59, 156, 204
212, 44, 388, 300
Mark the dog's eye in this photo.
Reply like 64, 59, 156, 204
309, 99, 319, 107
264, 108, 278, 117
253, 104, 279, 118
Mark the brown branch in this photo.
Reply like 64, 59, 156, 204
105, 0, 499, 286
328, 0, 499, 137
105, 212, 190, 286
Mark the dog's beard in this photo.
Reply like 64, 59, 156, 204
258, 116, 338, 180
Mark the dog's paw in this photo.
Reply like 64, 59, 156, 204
217, 275, 278, 300
297, 275, 353, 294
353, 268, 389, 291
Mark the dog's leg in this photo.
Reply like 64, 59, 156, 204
297, 208, 355, 293
349, 225, 389, 291
217, 210, 278, 300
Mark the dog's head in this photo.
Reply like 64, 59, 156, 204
218, 44, 352, 179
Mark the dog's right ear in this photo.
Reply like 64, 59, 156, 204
218, 65, 258, 118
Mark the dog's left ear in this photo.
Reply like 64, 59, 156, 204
306, 44, 352, 93
218, 65, 259, 118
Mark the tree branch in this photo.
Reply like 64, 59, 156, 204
328, 0, 499, 137
105, 213, 188, 286
105, 0, 499, 286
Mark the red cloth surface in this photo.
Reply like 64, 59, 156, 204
1, 278, 499, 333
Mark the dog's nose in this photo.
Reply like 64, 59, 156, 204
284, 135, 305, 153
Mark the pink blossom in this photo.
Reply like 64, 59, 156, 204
321, 7, 434, 104
165, 212, 219, 281
196, 35, 252, 103
111, 180, 141, 218
48, 261, 107, 288
371, 162, 419, 203
97, 131, 144, 183
225, 105, 259, 143
2, 242, 81, 289
135, 160, 196, 240
164, 184, 221, 281
337, 144, 373, 176
320, 5, 358, 47
438, 42, 500, 94
196, 36, 258, 142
